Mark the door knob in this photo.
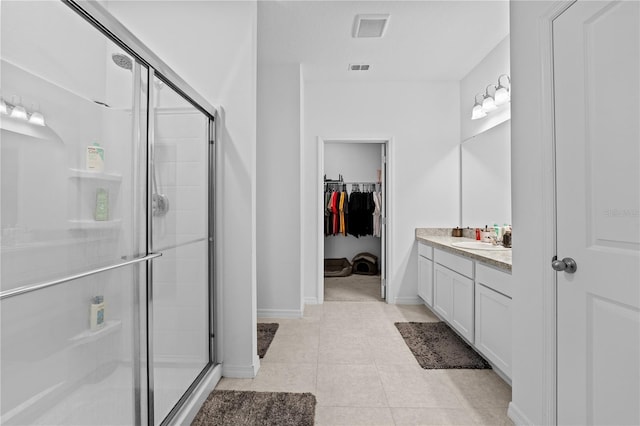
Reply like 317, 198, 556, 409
552, 257, 577, 273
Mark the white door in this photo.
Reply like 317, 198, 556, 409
554, 1, 640, 425
380, 144, 387, 299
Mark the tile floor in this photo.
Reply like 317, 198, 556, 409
215, 301, 514, 425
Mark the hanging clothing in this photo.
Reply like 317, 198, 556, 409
324, 182, 379, 238
324, 190, 332, 236
339, 191, 348, 236
373, 191, 381, 237
330, 191, 339, 235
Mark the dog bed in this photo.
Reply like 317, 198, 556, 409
324, 258, 352, 277
351, 252, 379, 275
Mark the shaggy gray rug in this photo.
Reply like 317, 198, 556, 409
257, 323, 279, 358
395, 322, 491, 369
192, 390, 316, 426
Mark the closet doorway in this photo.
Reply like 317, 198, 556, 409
317, 138, 390, 303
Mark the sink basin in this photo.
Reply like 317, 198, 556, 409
451, 241, 510, 251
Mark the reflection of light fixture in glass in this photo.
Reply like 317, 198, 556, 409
29, 111, 46, 126
10, 104, 28, 120
494, 74, 511, 106
482, 84, 498, 113
9, 96, 27, 120
0, 98, 7, 115
471, 93, 487, 120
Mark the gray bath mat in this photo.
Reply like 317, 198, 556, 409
395, 322, 491, 369
257, 323, 279, 358
192, 390, 316, 426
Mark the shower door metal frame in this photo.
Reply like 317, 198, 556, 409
61, 2, 218, 425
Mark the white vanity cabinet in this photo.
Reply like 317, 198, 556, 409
417, 243, 434, 306
475, 263, 512, 378
415, 237, 513, 380
433, 249, 474, 343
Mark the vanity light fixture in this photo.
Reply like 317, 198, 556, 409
471, 74, 511, 120
0, 98, 7, 115
481, 84, 498, 113
494, 74, 511, 106
471, 93, 487, 120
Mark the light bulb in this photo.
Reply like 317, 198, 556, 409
471, 104, 487, 120
29, 111, 46, 126
471, 93, 487, 120
494, 88, 509, 106
495, 74, 511, 106
481, 95, 497, 113
10, 104, 28, 120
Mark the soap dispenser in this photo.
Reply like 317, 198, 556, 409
503, 230, 512, 248
90, 296, 105, 330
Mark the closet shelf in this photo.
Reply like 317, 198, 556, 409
68, 219, 122, 230
68, 168, 122, 182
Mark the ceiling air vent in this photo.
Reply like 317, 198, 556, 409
353, 14, 390, 38
349, 64, 371, 71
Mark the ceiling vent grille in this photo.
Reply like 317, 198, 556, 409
353, 14, 390, 38
349, 64, 371, 71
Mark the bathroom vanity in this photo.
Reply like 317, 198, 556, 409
416, 228, 512, 382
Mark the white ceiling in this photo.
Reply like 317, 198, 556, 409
258, 1, 509, 81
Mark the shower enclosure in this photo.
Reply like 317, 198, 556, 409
0, 1, 217, 425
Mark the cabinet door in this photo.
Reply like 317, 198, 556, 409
418, 256, 433, 306
451, 270, 474, 343
434, 264, 453, 322
475, 283, 512, 378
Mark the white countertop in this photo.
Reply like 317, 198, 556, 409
415, 228, 512, 272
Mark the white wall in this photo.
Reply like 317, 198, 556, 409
303, 80, 460, 304
107, 0, 259, 378
256, 62, 302, 318
460, 36, 510, 141
324, 142, 381, 261
509, 2, 557, 425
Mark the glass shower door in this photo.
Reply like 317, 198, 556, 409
149, 75, 212, 425
0, 1, 149, 424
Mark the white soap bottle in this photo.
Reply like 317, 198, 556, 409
90, 295, 105, 330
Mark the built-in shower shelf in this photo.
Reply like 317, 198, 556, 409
68, 219, 122, 230
68, 168, 122, 182
69, 320, 122, 345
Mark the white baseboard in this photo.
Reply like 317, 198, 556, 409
394, 296, 423, 305
169, 364, 221, 426
222, 356, 260, 379
304, 297, 319, 305
508, 402, 533, 426
257, 308, 303, 319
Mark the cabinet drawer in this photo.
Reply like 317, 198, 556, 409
434, 248, 474, 278
418, 242, 433, 260
476, 263, 512, 298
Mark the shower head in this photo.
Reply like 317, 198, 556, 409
112, 53, 133, 70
